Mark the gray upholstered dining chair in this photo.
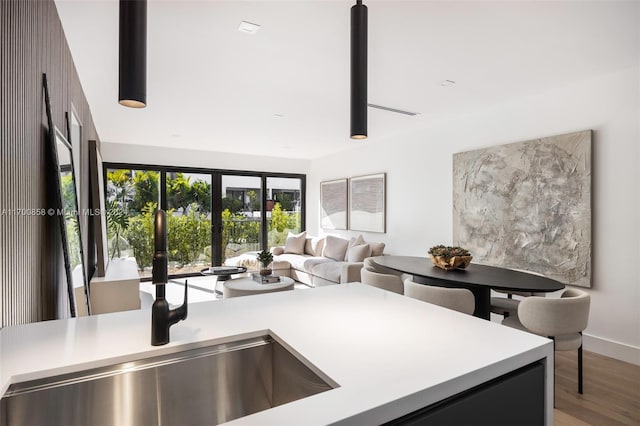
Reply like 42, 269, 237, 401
502, 288, 590, 393
363, 257, 407, 277
360, 268, 404, 295
404, 279, 475, 315
490, 269, 546, 318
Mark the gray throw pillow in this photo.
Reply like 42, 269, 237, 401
344, 235, 366, 260
304, 237, 325, 256
347, 243, 371, 263
369, 242, 386, 257
323, 235, 350, 261
284, 231, 307, 254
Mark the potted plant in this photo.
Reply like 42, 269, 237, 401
256, 249, 274, 276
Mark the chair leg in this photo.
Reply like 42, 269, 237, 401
578, 343, 583, 394
550, 337, 556, 408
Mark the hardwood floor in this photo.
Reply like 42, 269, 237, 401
554, 350, 640, 426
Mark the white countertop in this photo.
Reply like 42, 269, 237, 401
0, 284, 553, 425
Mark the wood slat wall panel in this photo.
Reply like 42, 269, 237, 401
1, 0, 100, 326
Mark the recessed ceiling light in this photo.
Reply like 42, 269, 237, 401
440, 80, 456, 87
273, 114, 284, 118
238, 21, 260, 35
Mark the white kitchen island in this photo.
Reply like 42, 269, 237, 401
0, 284, 553, 425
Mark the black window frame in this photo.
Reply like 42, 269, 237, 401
103, 161, 306, 281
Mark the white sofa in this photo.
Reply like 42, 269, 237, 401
224, 233, 385, 287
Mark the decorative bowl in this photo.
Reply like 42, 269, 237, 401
428, 245, 472, 271
428, 254, 473, 271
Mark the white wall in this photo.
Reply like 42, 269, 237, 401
308, 66, 640, 364
101, 142, 310, 175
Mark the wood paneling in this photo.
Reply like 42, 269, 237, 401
0, 0, 100, 326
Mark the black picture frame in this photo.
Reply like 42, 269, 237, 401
65, 112, 91, 315
43, 74, 76, 317
43, 73, 91, 317
89, 139, 109, 277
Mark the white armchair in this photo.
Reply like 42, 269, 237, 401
404, 279, 475, 315
502, 288, 590, 393
360, 268, 404, 295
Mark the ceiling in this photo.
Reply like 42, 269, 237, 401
54, 1, 638, 160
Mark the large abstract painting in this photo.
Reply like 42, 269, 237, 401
320, 179, 348, 230
453, 130, 592, 287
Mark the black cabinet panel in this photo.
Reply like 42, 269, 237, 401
388, 361, 545, 426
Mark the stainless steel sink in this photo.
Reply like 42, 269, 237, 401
0, 334, 337, 426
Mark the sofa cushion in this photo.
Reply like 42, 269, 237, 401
323, 235, 350, 261
284, 231, 307, 254
369, 241, 386, 257
276, 254, 333, 273
304, 237, 325, 257
348, 243, 371, 263
311, 262, 345, 283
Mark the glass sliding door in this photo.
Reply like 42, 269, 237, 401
105, 168, 160, 278
104, 162, 305, 279
220, 175, 262, 263
266, 177, 302, 250
166, 172, 212, 275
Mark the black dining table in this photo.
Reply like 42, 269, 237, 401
371, 256, 565, 320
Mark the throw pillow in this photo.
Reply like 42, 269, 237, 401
323, 235, 350, 261
369, 242, 386, 257
344, 234, 366, 260
347, 244, 371, 263
284, 231, 307, 254
270, 246, 284, 256
304, 237, 325, 257
314, 238, 325, 256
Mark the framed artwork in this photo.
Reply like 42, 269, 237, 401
89, 139, 109, 277
320, 179, 348, 230
453, 130, 592, 287
349, 173, 386, 233
43, 73, 84, 317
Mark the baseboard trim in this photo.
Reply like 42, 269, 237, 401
583, 333, 640, 366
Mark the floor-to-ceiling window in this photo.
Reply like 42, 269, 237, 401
105, 168, 160, 278
266, 177, 302, 250
166, 172, 212, 274
104, 164, 305, 279
221, 175, 262, 263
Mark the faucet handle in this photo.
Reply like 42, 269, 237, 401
177, 279, 188, 319
151, 280, 188, 347
168, 280, 188, 326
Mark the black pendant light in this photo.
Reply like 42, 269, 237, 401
351, 0, 367, 139
119, 0, 147, 108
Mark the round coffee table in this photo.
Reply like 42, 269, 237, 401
223, 276, 295, 299
201, 266, 248, 296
